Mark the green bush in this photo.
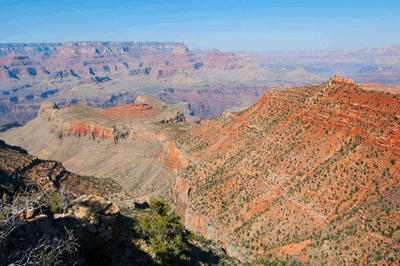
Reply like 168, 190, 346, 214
50, 195, 62, 214
135, 198, 193, 265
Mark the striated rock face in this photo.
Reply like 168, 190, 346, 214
42, 41, 180, 75
330, 74, 355, 86
170, 76, 400, 264
0, 53, 46, 76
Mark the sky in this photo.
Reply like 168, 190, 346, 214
0, 0, 399, 51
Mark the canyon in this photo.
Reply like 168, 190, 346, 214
2, 75, 400, 265
0, 41, 325, 125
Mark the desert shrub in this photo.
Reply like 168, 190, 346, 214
135, 198, 193, 265
50, 195, 62, 214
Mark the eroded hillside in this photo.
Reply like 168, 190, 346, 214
170, 75, 400, 265
0, 97, 190, 202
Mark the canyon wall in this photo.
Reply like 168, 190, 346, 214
169, 76, 400, 264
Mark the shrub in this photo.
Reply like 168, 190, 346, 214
135, 198, 193, 265
50, 195, 62, 214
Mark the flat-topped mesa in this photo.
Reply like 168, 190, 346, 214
329, 74, 355, 86
93, 103, 159, 120
37, 102, 116, 140
91, 102, 185, 123
35, 101, 186, 144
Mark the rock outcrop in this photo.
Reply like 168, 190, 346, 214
330, 74, 355, 86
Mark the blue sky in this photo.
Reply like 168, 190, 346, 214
0, 0, 399, 51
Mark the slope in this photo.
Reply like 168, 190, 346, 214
170, 75, 400, 264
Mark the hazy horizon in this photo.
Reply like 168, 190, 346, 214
1, 0, 399, 51
1, 41, 400, 53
